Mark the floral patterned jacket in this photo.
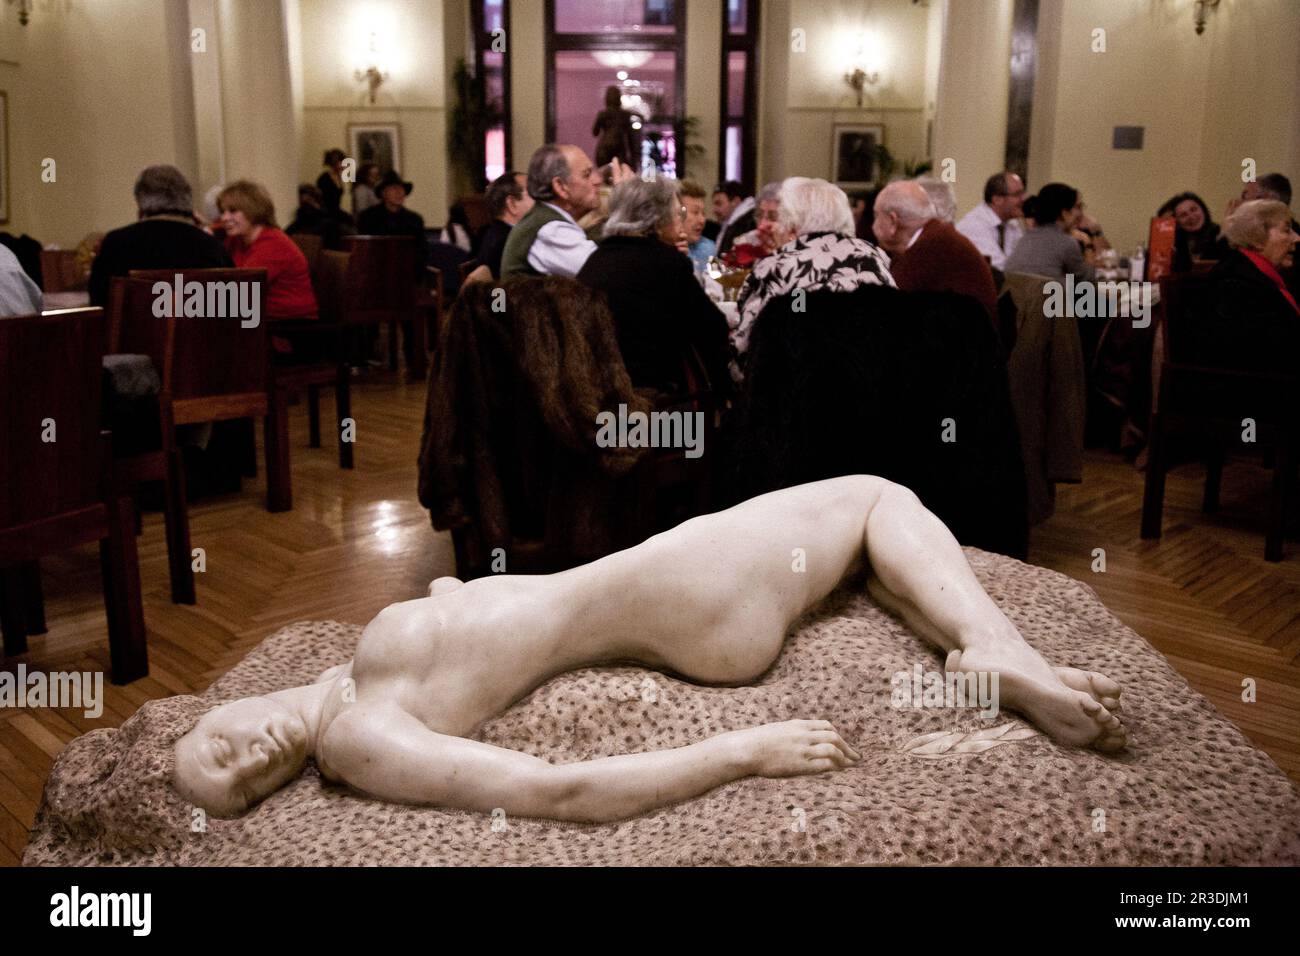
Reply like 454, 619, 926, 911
730, 231, 895, 383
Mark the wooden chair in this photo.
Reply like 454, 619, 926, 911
0, 308, 148, 683
123, 268, 291, 510
343, 236, 426, 378
39, 249, 86, 293
277, 250, 354, 469
289, 233, 324, 278
1141, 271, 1298, 560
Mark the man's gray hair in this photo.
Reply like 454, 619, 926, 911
603, 177, 679, 238
777, 177, 854, 237
1222, 199, 1292, 251
134, 165, 194, 217
877, 181, 936, 227
527, 144, 570, 202
915, 175, 957, 223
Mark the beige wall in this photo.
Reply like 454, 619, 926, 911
684, 0, 722, 186
297, 0, 450, 222
932, 0, 1014, 219
0, 0, 197, 247
760, 0, 935, 187
509, 0, 546, 174
1031, 0, 1300, 253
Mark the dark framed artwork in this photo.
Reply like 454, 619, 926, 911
347, 122, 402, 175
831, 123, 884, 190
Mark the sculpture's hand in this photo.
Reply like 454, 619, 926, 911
740, 720, 860, 777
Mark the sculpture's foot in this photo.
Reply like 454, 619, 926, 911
947, 642, 1127, 753
1053, 666, 1122, 714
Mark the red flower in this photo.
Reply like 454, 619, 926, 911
722, 243, 765, 269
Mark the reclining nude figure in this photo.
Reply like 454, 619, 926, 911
174, 476, 1125, 821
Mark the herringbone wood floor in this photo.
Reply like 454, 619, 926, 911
1, 375, 1297, 865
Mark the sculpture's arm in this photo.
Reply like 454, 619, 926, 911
325, 705, 857, 824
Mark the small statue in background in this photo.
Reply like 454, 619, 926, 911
592, 86, 642, 170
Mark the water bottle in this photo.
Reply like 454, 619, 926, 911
1130, 246, 1145, 283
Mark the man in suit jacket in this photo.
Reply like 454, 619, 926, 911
873, 180, 999, 324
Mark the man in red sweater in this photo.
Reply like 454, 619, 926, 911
873, 180, 999, 324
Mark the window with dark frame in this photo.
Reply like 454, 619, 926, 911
472, 0, 512, 185
545, 0, 688, 180
720, 0, 759, 192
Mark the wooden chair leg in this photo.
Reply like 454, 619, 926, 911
265, 388, 293, 512
0, 568, 29, 657
163, 447, 196, 604
336, 364, 354, 470
20, 561, 45, 635
1265, 433, 1293, 562
239, 416, 258, 478
308, 384, 322, 448
1203, 441, 1224, 514
1141, 411, 1168, 539
388, 321, 399, 371
100, 494, 148, 684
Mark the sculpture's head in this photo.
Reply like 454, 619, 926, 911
173, 696, 310, 817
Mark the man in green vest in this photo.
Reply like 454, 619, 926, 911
501, 144, 635, 278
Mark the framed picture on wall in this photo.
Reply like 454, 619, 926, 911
831, 123, 884, 190
0, 91, 9, 224
347, 122, 402, 176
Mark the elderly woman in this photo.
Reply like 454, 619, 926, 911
1204, 199, 1299, 372
725, 182, 785, 266
576, 177, 731, 395
1157, 191, 1222, 273
730, 177, 895, 382
1004, 182, 1096, 283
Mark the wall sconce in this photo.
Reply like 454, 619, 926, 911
842, 31, 884, 107
6, 0, 32, 26
1193, 0, 1220, 35
353, 31, 391, 104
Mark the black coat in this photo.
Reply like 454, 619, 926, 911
728, 284, 1029, 559
89, 218, 232, 307
1203, 249, 1300, 375
576, 235, 732, 397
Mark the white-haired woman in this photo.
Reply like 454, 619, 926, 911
576, 177, 732, 395
1206, 199, 1299, 371
730, 176, 895, 382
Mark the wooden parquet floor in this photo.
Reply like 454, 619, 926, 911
1, 375, 1297, 865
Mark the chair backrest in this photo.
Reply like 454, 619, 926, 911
342, 236, 418, 324
425, 240, 471, 301
120, 268, 269, 402
39, 249, 85, 293
0, 308, 107, 530
314, 250, 351, 326
1158, 270, 1221, 367
290, 233, 324, 278
459, 195, 493, 235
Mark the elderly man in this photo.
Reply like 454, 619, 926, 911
89, 165, 232, 307
500, 144, 633, 278
956, 171, 1027, 272
874, 180, 999, 324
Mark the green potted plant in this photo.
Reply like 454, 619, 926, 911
449, 58, 503, 194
